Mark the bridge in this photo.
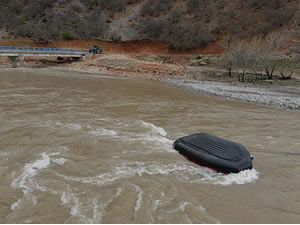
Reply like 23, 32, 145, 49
0, 46, 92, 67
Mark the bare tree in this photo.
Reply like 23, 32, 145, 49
220, 36, 262, 81
219, 35, 238, 77
276, 21, 300, 80
262, 30, 289, 79
221, 28, 293, 82
279, 64, 294, 79
231, 40, 262, 82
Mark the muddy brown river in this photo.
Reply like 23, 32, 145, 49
0, 69, 299, 223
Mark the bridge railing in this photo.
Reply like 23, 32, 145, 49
0, 46, 89, 54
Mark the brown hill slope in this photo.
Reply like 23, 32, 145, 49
0, 38, 223, 54
0, 0, 299, 50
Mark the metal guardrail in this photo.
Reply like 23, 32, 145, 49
0, 46, 89, 54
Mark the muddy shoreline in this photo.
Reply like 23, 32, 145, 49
1, 54, 300, 111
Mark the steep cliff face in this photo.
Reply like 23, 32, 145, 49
0, 0, 298, 49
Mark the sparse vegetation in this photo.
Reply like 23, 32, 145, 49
0, 0, 298, 50
219, 26, 300, 83
62, 31, 74, 40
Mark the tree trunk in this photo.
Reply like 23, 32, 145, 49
280, 71, 293, 80
241, 70, 245, 82
265, 66, 275, 80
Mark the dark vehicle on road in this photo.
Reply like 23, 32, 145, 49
89, 45, 103, 55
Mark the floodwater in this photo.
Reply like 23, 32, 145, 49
0, 69, 299, 223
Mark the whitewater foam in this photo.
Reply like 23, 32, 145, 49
199, 169, 259, 186
60, 186, 128, 223
50, 121, 82, 131
127, 134, 174, 153
0, 152, 9, 161
61, 189, 81, 217
121, 120, 174, 153
61, 189, 105, 223
11, 152, 66, 201
56, 161, 259, 187
89, 128, 117, 137
11, 152, 52, 193
86, 119, 173, 152
132, 184, 143, 217
140, 121, 167, 137
155, 199, 220, 224
10, 199, 21, 211
52, 157, 65, 165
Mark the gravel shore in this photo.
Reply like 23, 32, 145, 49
164, 79, 300, 111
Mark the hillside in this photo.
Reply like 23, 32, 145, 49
0, 0, 299, 50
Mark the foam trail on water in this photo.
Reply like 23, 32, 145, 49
164, 201, 192, 214
136, 121, 174, 153
199, 169, 259, 186
10, 200, 21, 211
132, 184, 143, 217
91, 198, 104, 223
10, 152, 66, 208
51, 157, 66, 165
56, 161, 258, 187
61, 189, 79, 217
60, 186, 127, 223
89, 128, 117, 137
61, 189, 104, 223
140, 121, 167, 137
11, 152, 52, 193
53, 121, 82, 131
87, 119, 174, 152
0, 152, 9, 161
155, 200, 220, 224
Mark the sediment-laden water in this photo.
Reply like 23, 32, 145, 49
0, 69, 299, 223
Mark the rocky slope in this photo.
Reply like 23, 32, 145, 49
0, 0, 299, 49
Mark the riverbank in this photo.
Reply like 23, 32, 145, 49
164, 79, 300, 110
1, 53, 300, 110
